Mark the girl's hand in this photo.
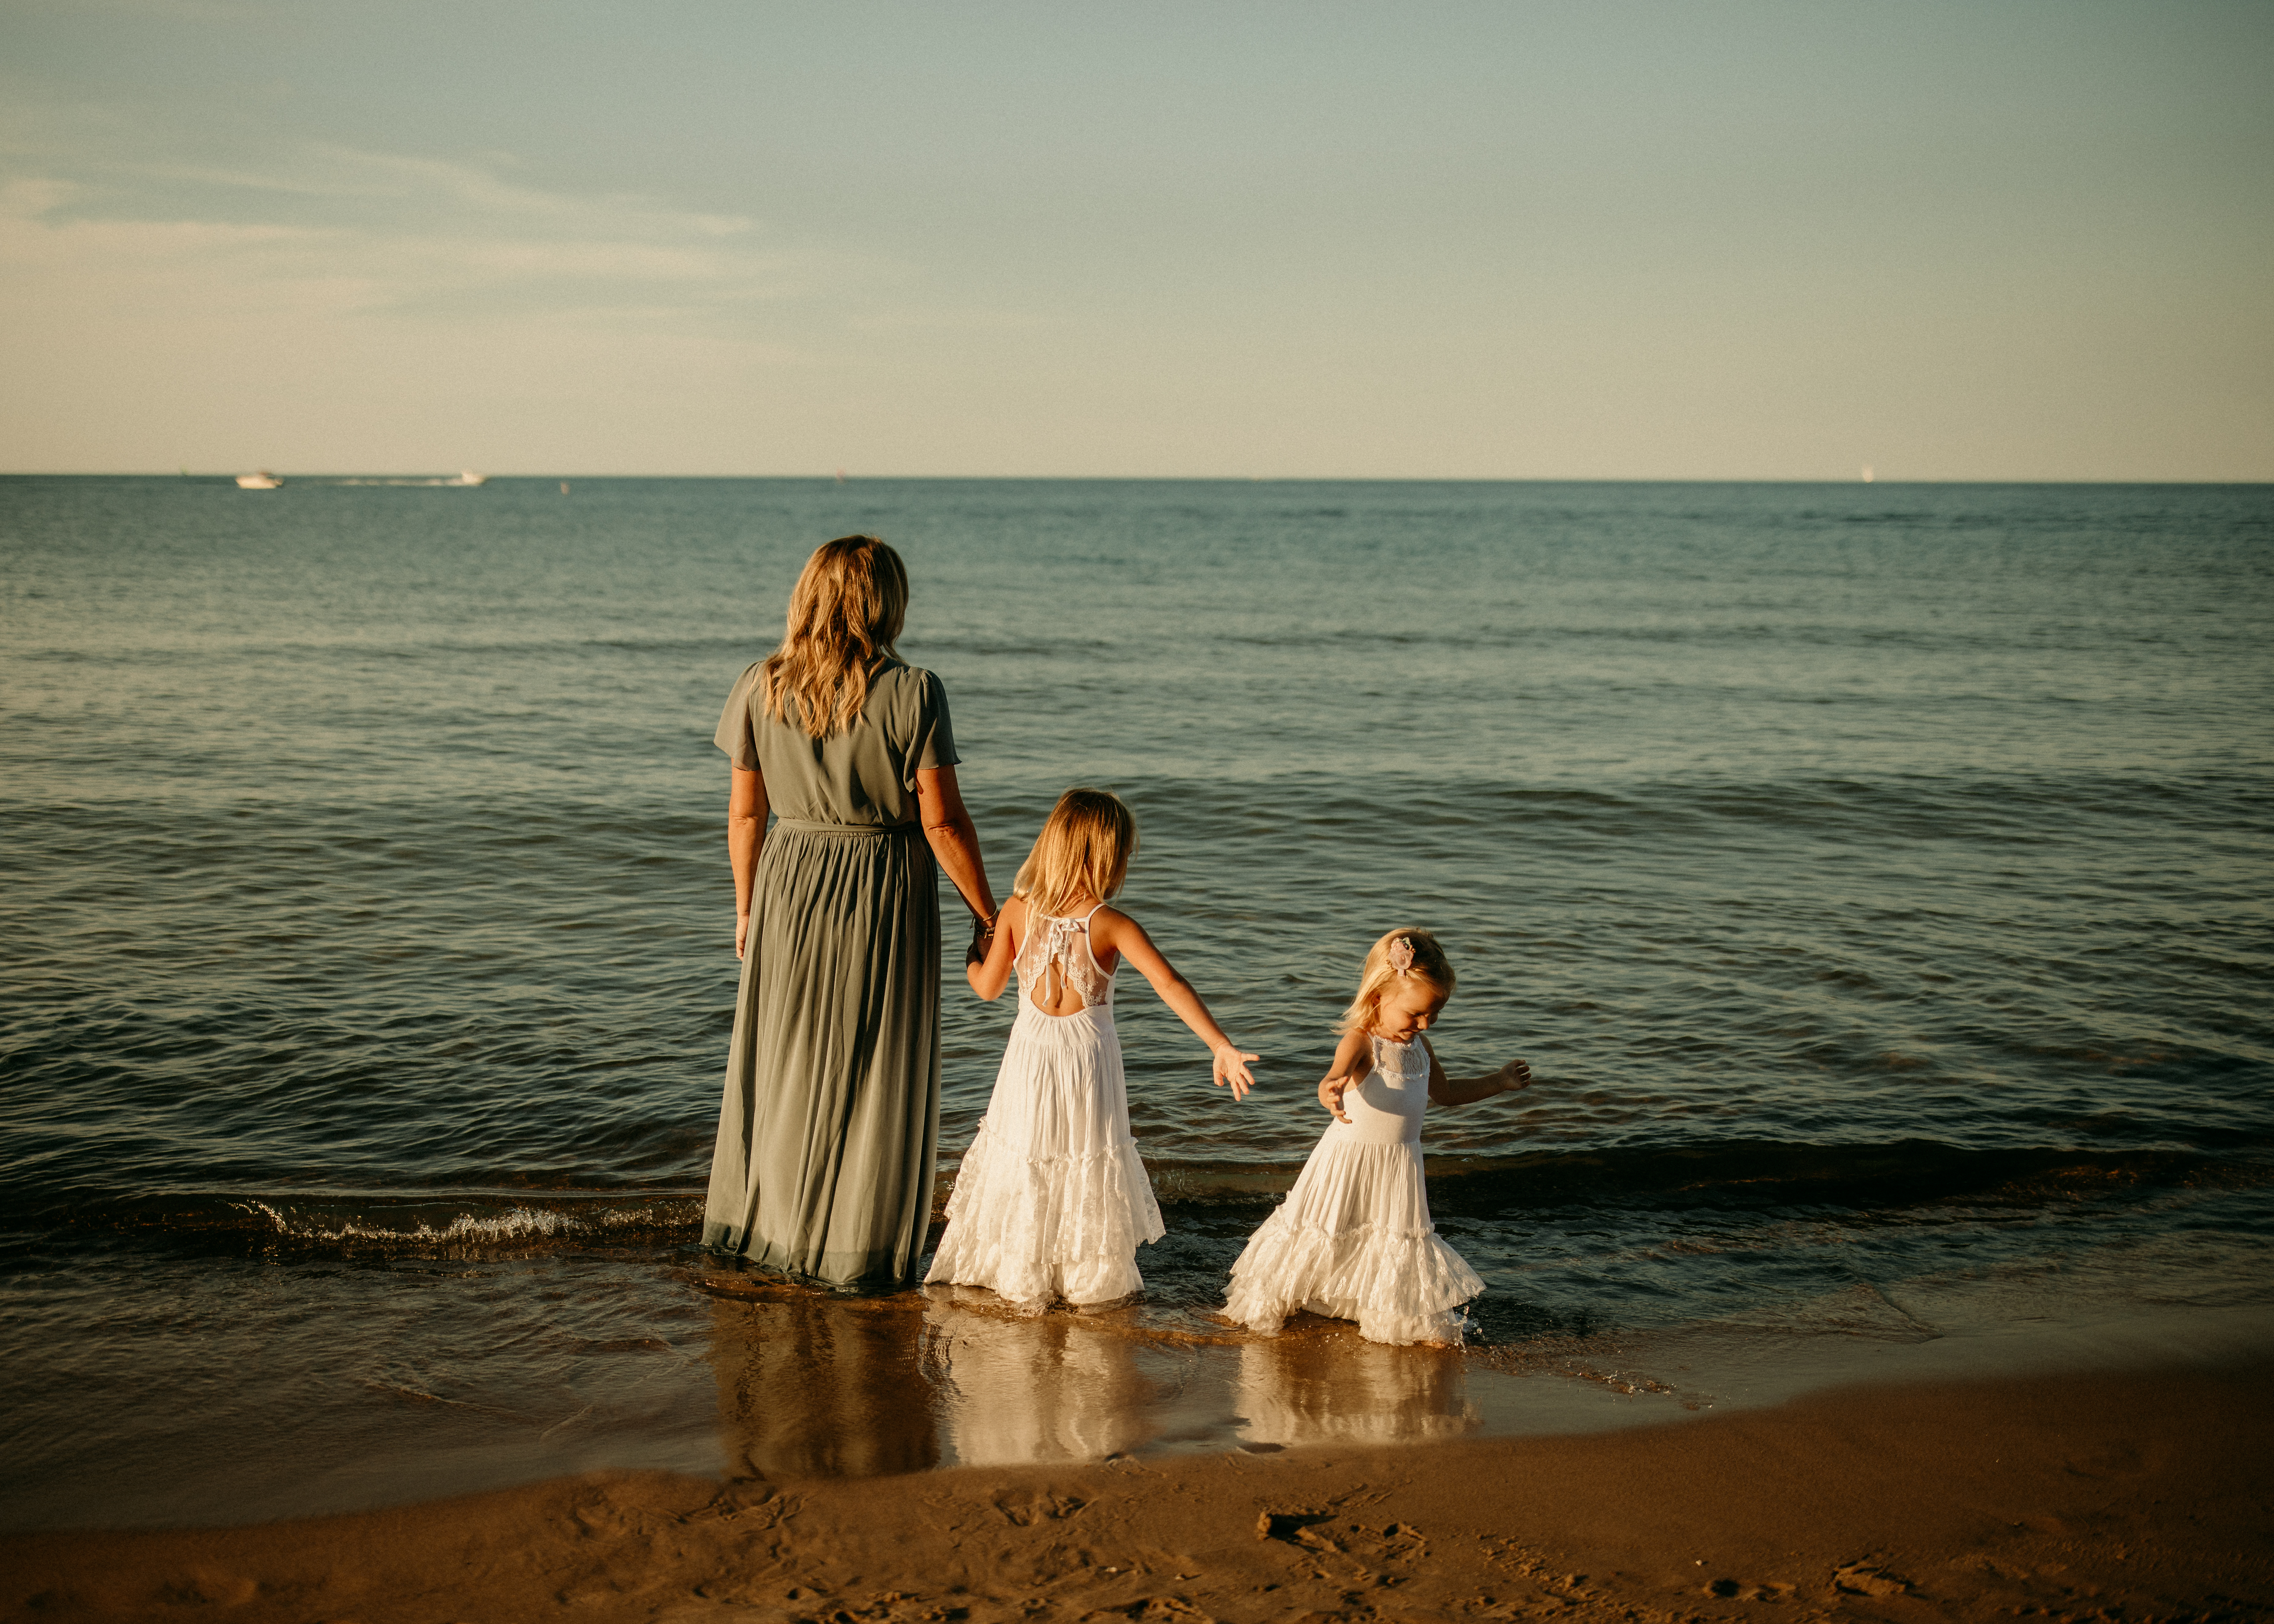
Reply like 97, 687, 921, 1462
1318, 1073, 1354, 1123
1213, 1045, 1258, 1102
964, 912, 996, 968
1497, 1058, 1533, 1094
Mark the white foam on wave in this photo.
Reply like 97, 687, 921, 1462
231, 1198, 690, 1244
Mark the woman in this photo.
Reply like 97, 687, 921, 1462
705, 535, 996, 1286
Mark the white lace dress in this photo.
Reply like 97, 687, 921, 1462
925, 905, 1164, 1308
1222, 1034, 1484, 1345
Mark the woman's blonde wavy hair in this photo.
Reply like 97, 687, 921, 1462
1013, 789, 1139, 918
759, 535, 910, 739
1336, 927, 1456, 1036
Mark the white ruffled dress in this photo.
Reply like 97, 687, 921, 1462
925, 905, 1164, 1309
1223, 1034, 1483, 1345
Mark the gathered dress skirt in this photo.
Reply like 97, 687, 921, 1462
926, 993, 1164, 1308
701, 819, 941, 1286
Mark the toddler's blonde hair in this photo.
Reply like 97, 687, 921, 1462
1013, 789, 1138, 918
1336, 927, 1456, 1036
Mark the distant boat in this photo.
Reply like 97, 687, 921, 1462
445, 470, 487, 487
235, 472, 282, 489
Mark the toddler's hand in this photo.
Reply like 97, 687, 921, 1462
1498, 1058, 1533, 1093
1318, 1073, 1354, 1123
1212, 1045, 1259, 1102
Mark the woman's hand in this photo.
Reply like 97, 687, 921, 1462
965, 897, 1019, 1002
1213, 1044, 1258, 1102
736, 910, 750, 960
1318, 1072, 1354, 1122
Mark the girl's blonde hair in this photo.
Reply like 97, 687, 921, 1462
759, 535, 910, 739
1013, 789, 1138, 918
1337, 927, 1456, 1036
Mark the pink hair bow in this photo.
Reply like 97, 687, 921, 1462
1387, 936, 1415, 974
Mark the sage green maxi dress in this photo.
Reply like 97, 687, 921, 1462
704, 658, 958, 1286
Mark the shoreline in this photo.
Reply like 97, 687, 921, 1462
9, 1358, 2270, 1623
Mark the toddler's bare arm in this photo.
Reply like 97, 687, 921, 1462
1426, 1044, 1533, 1108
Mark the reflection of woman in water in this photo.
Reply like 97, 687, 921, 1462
711, 1292, 939, 1477
703, 536, 997, 1287
1224, 928, 1533, 1345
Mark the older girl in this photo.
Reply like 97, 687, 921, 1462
927, 788, 1256, 1309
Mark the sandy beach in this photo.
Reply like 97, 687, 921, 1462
9, 1358, 2269, 1624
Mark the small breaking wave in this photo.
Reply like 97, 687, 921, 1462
40, 1188, 707, 1258
20, 1138, 2267, 1264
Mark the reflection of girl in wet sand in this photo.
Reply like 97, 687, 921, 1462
1224, 928, 1532, 1346
926, 789, 1258, 1310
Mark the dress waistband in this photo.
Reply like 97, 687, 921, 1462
772, 818, 918, 838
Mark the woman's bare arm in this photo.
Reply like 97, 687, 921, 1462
729, 763, 769, 959
1090, 909, 1257, 1098
1424, 1038, 1533, 1107
915, 765, 997, 925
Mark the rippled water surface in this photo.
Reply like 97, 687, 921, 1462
2, 476, 2269, 1528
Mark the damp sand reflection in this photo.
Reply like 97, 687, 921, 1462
1235, 1336, 1480, 1449
710, 1289, 940, 1479
702, 1277, 1498, 1477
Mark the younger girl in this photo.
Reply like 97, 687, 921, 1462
1223, 928, 1532, 1346
926, 788, 1258, 1310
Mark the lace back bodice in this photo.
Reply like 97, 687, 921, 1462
1016, 903, 1116, 1010
1369, 1034, 1431, 1086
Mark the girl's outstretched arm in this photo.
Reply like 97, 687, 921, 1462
967, 896, 1024, 1001
1423, 1038, 1533, 1107
1316, 1027, 1376, 1123
1090, 909, 1258, 1099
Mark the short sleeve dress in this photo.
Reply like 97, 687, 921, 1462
703, 656, 960, 1286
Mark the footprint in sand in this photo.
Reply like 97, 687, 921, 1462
1254, 1513, 1429, 1566
1833, 1561, 1913, 1597
1073, 1598, 1214, 1624
1705, 1577, 1797, 1601
993, 1491, 1089, 1527
1255, 1511, 1339, 1545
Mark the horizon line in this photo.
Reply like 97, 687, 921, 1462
7, 472, 2272, 487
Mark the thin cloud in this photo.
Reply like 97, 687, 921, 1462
0, 143, 851, 326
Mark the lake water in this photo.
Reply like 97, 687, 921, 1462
2, 475, 2268, 1528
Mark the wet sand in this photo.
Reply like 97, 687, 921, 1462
9, 1360, 2269, 1623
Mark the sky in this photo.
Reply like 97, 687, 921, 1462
1, 0, 2268, 480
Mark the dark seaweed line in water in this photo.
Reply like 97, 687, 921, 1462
16, 1140, 2264, 1262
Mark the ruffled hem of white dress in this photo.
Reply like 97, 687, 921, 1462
925, 1117, 1165, 1309
1223, 1215, 1482, 1345
1221, 1138, 1483, 1346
